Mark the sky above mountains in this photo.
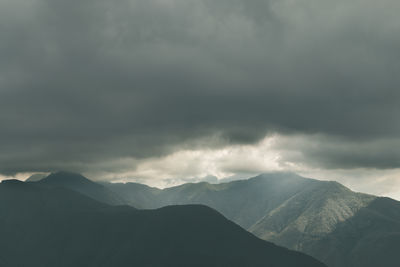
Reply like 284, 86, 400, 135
1, 0, 399, 199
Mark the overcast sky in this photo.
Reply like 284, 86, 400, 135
1, 0, 400, 199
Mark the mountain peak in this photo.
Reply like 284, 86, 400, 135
25, 173, 47, 182
40, 171, 94, 186
39, 171, 125, 206
48, 171, 87, 179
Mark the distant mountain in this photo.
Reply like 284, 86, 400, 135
25, 173, 47, 182
0, 179, 324, 267
100, 182, 161, 209
27, 172, 400, 266
102, 173, 400, 267
37, 171, 125, 205
308, 197, 400, 267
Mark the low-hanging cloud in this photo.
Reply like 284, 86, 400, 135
1, 0, 400, 175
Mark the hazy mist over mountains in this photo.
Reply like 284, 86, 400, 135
1, 0, 399, 265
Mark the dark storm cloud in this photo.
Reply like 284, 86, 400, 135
1, 0, 400, 174
273, 135, 400, 170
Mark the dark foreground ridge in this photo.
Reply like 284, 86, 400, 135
0, 179, 325, 267
35, 171, 400, 267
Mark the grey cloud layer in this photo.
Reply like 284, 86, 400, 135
1, 0, 400, 174
273, 135, 400, 170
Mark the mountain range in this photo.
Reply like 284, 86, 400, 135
2, 175, 325, 267
28, 171, 400, 267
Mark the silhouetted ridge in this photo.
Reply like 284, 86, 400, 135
32, 171, 400, 267
103, 172, 400, 267
0, 181, 325, 267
